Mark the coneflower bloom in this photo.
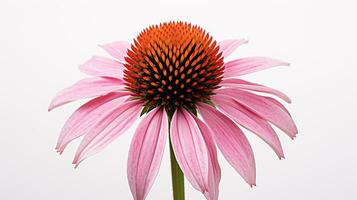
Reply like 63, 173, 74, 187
49, 21, 297, 200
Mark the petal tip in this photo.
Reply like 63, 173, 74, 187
56, 147, 64, 155
48, 103, 54, 112
282, 61, 291, 66
72, 160, 80, 169
272, 59, 290, 67
291, 130, 298, 140
48, 98, 61, 111
270, 58, 290, 67
72, 156, 80, 166
55, 146, 63, 154
279, 154, 285, 160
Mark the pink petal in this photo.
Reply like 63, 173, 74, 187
128, 107, 168, 200
219, 39, 248, 58
221, 78, 291, 103
48, 77, 124, 111
198, 103, 256, 186
264, 96, 292, 117
224, 57, 290, 78
170, 108, 220, 199
193, 116, 221, 200
72, 100, 142, 167
100, 41, 130, 62
56, 92, 130, 153
217, 88, 297, 138
79, 56, 124, 78
212, 94, 284, 159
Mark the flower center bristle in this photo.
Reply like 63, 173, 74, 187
123, 21, 224, 113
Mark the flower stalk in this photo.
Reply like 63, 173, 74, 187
168, 111, 185, 200
169, 140, 185, 200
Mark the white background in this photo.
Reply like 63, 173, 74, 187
1, 0, 356, 199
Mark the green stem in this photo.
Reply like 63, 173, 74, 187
167, 109, 185, 200
169, 140, 185, 200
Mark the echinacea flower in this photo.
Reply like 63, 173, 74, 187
49, 21, 297, 200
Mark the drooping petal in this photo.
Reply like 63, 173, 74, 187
56, 92, 130, 153
170, 108, 220, 199
221, 78, 291, 103
219, 39, 248, 58
72, 100, 142, 167
79, 56, 124, 78
212, 94, 284, 159
264, 96, 292, 117
193, 116, 221, 200
48, 77, 124, 111
217, 88, 297, 138
198, 103, 256, 186
128, 107, 168, 200
224, 57, 290, 78
100, 41, 131, 62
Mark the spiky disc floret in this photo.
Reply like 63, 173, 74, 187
123, 22, 224, 113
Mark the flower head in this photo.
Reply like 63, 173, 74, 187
124, 22, 224, 114
50, 21, 297, 200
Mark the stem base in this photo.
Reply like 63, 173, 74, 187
169, 139, 185, 200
